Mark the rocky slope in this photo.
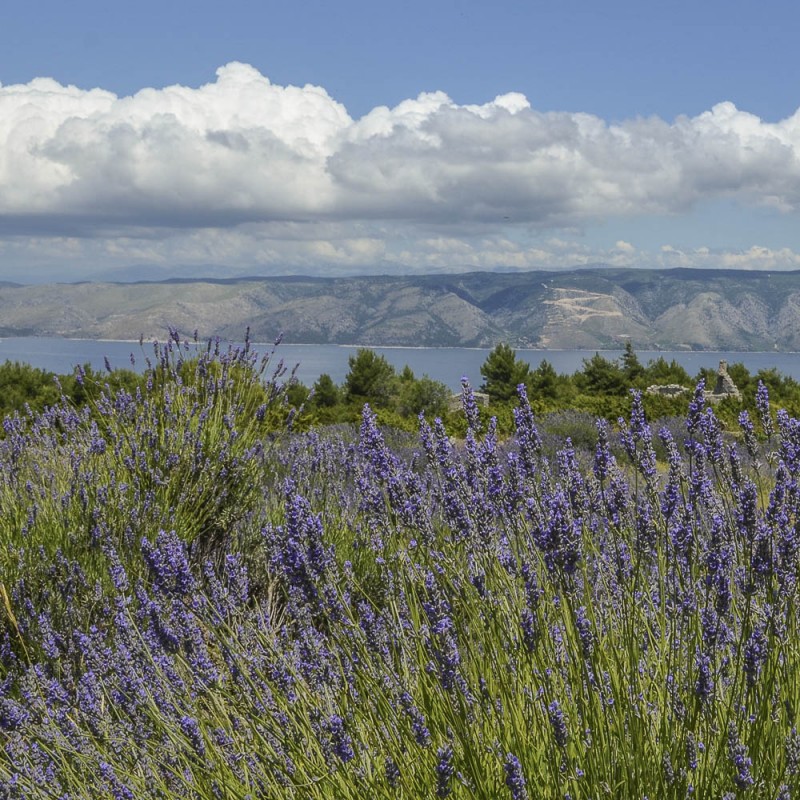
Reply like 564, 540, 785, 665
1, 267, 799, 350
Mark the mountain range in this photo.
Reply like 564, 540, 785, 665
1, 267, 799, 351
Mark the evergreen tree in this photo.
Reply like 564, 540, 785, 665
311, 373, 340, 408
528, 359, 559, 400
621, 341, 644, 384
578, 352, 627, 396
643, 357, 692, 386
480, 343, 530, 403
285, 381, 310, 408
398, 374, 450, 417
344, 349, 396, 406
0, 361, 60, 417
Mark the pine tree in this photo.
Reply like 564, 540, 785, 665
621, 341, 644, 384
312, 373, 339, 407
480, 343, 530, 403
344, 349, 396, 406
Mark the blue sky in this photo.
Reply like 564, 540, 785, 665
1, 0, 800, 281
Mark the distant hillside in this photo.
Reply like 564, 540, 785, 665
1, 267, 800, 350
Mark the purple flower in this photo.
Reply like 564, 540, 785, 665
99, 762, 134, 800
0, 696, 29, 731
520, 608, 539, 652
359, 603, 391, 661
460, 378, 482, 433
399, 691, 431, 747
547, 700, 568, 748
686, 733, 698, 771
358, 404, 399, 481
739, 410, 759, 459
727, 722, 754, 789
504, 752, 529, 800
422, 573, 464, 693
574, 606, 594, 659
694, 651, 714, 705
435, 745, 455, 797
634, 502, 657, 557
756, 380, 774, 439
513, 384, 542, 479
786, 727, 800, 776
593, 419, 614, 482
686, 380, 706, 435
534, 490, 582, 575
327, 714, 355, 763
269, 483, 333, 609
743, 625, 768, 690
385, 756, 401, 787
662, 752, 675, 786
619, 392, 657, 482
736, 480, 759, 543
140, 530, 194, 598
180, 715, 206, 758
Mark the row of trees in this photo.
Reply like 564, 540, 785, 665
478, 341, 694, 403
2, 341, 799, 434
296, 341, 800, 431
476, 340, 800, 427
0, 361, 142, 420
0, 352, 450, 432
293, 349, 452, 426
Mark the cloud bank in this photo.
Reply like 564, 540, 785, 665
2, 62, 800, 277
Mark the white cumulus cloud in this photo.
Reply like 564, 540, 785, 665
2, 63, 800, 277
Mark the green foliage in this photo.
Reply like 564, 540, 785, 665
642, 356, 692, 387
480, 342, 530, 403
0, 360, 146, 428
303, 352, 454, 423
397, 371, 450, 418
570, 391, 630, 422
539, 409, 600, 452
0, 361, 62, 417
725, 362, 753, 402
344, 349, 396, 407
576, 352, 627, 396
640, 392, 690, 422
752, 367, 800, 416
67, 363, 145, 405
286, 380, 311, 408
527, 358, 559, 401
6, 341, 799, 452
0, 341, 295, 643
621, 340, 645, 384
8, 344, 800, 798
312, 373, 340, 408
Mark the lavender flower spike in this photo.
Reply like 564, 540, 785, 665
756, 380, 774, 439
436, 745, 455, 798
547, 700, 569, 748
504, 752, 529, 800
328, 714, 355, 763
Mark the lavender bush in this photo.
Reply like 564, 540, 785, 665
0, 354, 798, 798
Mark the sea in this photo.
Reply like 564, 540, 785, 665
1, 336, 800, 392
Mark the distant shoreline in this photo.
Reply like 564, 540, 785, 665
2, 336, 800, 394
1, 335, 798, 356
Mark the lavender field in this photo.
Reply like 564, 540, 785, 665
1, 334, 799, 798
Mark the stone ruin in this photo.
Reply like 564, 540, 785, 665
447, 391, 490, 413
646, 360, 741, 403
705, 359, 741, 402
645, 383, 689, 398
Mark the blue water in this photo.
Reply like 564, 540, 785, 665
0, 337, 799, 391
